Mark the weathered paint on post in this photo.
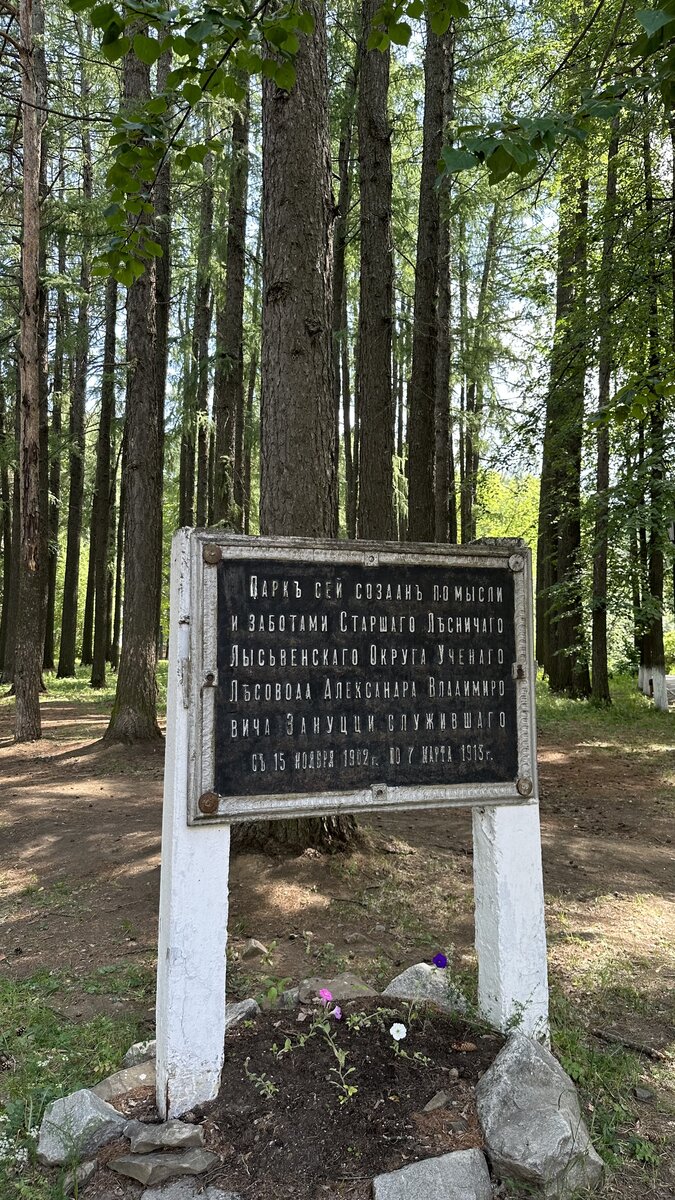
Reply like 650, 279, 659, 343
156, 530, 231, 1118
472, 803, 549, 1038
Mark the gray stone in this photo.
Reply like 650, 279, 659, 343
422, 1090, 449, 1112
372, 1149, 492, 1200
241, 938, 268, 959
298, 972, 376, 1002
122, 1039, 157, 1068
141, 1185, 241, 1200
224, 997, 260, 1030
130, 1120, 205, 1153
634, 1086, 655, 1103
62, 1160, 97, 1196
109, 1148, 217, 1186
281, 987, 300, 1007
92, 1061, 156, 1103
381, 962, 467, 1013
476, 1033, 604, 1199
37, 1088, 128, 1166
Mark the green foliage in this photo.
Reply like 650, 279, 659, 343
0, 974, 142, 1196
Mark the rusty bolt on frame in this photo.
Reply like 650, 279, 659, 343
508, 553, 524, 573
516, 777, 534, 798
203, 544, 222, 565
198, 791, 220, 815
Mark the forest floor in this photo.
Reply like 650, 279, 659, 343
0, 672, 673, 1198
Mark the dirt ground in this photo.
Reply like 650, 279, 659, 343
0, 694, 674, 1197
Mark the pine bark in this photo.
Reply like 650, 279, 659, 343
407, 23, 447, 542
15, 0, 46, 739
105, 40, 162, 742
536, 166, 591, 697
237, 0, 356, 853
213, 92, 250, 527
91, 276, 118, 688
461, 202, 499, 543
641, 119, 667, 709
0, 378, 11, 671
357, 0, 395, 539
154, 47, 171, 643
57, 99, 92, 678
44, 202, 67, 671
434, 28, 455, 543
591, 125, 618, 706
332, 64, 357, 539
194, 144, 214, 529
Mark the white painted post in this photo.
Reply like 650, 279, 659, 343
156, 530, 231, 1119
472, 802, 549, 1040
651, 665, 669, 712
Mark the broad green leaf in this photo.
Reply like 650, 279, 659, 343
275, 61, 296, 90
441, 146, 477, 172
143, 239, 163, 257
133, 33, 161, 65
90, 3, 117, 29
635, 8, 673, 35
102, 34, 130, 61
296, 10, 315, 32
390, 21, 412, 43
181, 81, 203, 106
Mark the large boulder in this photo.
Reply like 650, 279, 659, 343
372, 1149, 492, 1200
110, 1148, 217, 1186
37, 1089, 128, 1166
476, 1033, 604, 1199
381, 963, 466, 1013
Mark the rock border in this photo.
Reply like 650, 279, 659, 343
39, 965, 604, 1200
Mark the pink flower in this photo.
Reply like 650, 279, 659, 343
333, 1005, 342, 1020
318, 988, 333, 1004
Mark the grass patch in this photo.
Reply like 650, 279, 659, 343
536, 674, 673, 744
0, 661, 169, 722
0, 973, 143, 1198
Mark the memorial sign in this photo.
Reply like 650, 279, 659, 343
156, 530, 549, 1121
188, 535, 536, 823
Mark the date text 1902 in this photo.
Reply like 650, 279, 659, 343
213, 559, 518, 797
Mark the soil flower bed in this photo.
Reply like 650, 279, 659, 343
188, 998, 504, 1200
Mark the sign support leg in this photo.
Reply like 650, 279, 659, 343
156, 531, 231, 1118
472, 802, 549, 1039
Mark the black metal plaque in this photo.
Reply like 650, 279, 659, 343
214, 557, 518, 798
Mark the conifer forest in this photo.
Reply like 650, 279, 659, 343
1, 0, 675, 745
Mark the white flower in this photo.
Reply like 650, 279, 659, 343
389, 1022, 407, 1042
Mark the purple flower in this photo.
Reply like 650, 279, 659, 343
333, 1005, 342, 1021
433, 952, 448, 969
318, 988, 333, 1005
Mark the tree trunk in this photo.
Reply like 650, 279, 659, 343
213, 92, 250, 528
357, 0, 394, 539
536, 164, 591, 697
641, 117, 668, 710
591, 124, 618, 706
236, 0, 356, 853
243, 223, 262, 536
91, 276, 118, 688
44, 192, 67, 672
179, 275, 195, 527
195, 140, 214, 529
407, 23, 448, 542
0, 378, 12, 671
15, 0, 46, 739
462, 201, 499, 544
332, 62, 357, 539
1, 382, 20, 685
105, 39, 162, 742
57, 98, 92, 678
434, 27, 455, 544
154, 47, 171, 644
110, 448, 125, 670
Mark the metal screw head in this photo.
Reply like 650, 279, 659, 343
203, 544, 222, 565
516, 777, 534, 798
508, 553, 524, 573
198, 791, 219, 815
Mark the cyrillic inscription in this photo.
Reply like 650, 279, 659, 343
214, 559, 518, 796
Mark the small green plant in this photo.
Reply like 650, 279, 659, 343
243, 1056, 278, 1099
256, 975, 292, 1009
